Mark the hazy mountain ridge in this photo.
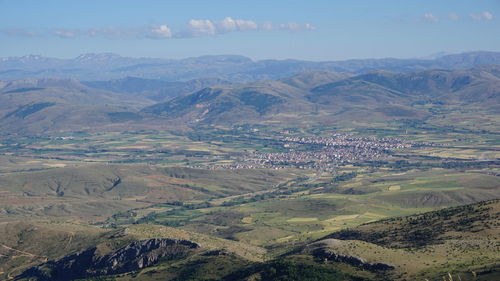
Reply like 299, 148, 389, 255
141, 80, 314, 123
2, 51, 500, 81
0, 78, 156, 134
309, 66, 500, 107
82, 76, 232, 102
2, 65, 499, 134
144, 65, 500, 125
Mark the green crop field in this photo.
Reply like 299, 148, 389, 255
1, 85, 499, 280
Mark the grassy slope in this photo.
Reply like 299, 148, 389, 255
163, 166, 499, 247
0, 68, 499, 280
106, 200, 500, 281
0, 165, 300, 222
0, 222, 112, 280
310, 199, 500, 280
2, 222, 266, 281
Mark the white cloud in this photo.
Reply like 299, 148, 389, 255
280, 22, 301, 31
187, 19, 217, 36
234, 18, 259, 30
304, 23, 317, 30
150, 25, 172, 38
215, 17, 258, 32
470, 13, 481, 20
482, 11, 494, 20
218, 17, 237, 31
1, 18, 316, 40
260, 21, 274, 31
423, 13, 438, 22
182, 17, 314, 37
470, 11, 494, 20
446, 13, 460, 20
87, 27, 133, 39
185, 17, 262, 36
53, 29, 79, 38
279, 22, 317, 31
0, 28, 37, 37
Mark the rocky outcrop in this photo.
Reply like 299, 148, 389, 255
16, 238, 200, 281
105, 176, 122, 192
312, 248, 395, 271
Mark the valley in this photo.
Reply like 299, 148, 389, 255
0, 52, 498, 280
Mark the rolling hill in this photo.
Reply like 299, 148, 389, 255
0, 78, 157, 134
0, 165, 300, 221
2, 222, 265, 281
142, 80, 314, 124
143, 66, 500, 125
303, 199, 500, 280
6, 200, 498, 280
309, 66, 500, 107
2, 65, 499, 133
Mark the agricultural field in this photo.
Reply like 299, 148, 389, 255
0, 104, 498, 280
1, 1, 500, 277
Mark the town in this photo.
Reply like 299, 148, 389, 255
192, 134, 433, 170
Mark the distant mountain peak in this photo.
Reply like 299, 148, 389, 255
1, 54, 52, 63
74, 53, 123, 62
419, 51, 457, 60
0, 77, 86, 90
183, 54, 254, 64
1, 51, 500, 81
21, 54, 46, 60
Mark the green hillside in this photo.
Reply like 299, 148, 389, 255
0, 64, 498, 280
143, 66, 500, 126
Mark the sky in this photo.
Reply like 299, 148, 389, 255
0, 0, 499, 61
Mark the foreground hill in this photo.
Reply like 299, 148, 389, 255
2, 222, 265, 281
300, 199, 500, 280
5, 200, 498, 280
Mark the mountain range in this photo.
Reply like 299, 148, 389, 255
1, 64, 499, 134
2, 51, 500, 81
1, 51, 499, 281
142, 65, 500, 125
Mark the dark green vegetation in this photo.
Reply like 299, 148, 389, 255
225, 259, 367, 281
0, 54, 499, 280
2, 87, 45, 94
326, 199, 500, 248
308, 200, 500, 280
5, 102, 55, 119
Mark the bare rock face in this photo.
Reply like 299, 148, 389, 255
16, 238, 200, 281
312, 248, 395, 271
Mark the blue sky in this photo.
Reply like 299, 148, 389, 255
0, 0, 499, 60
